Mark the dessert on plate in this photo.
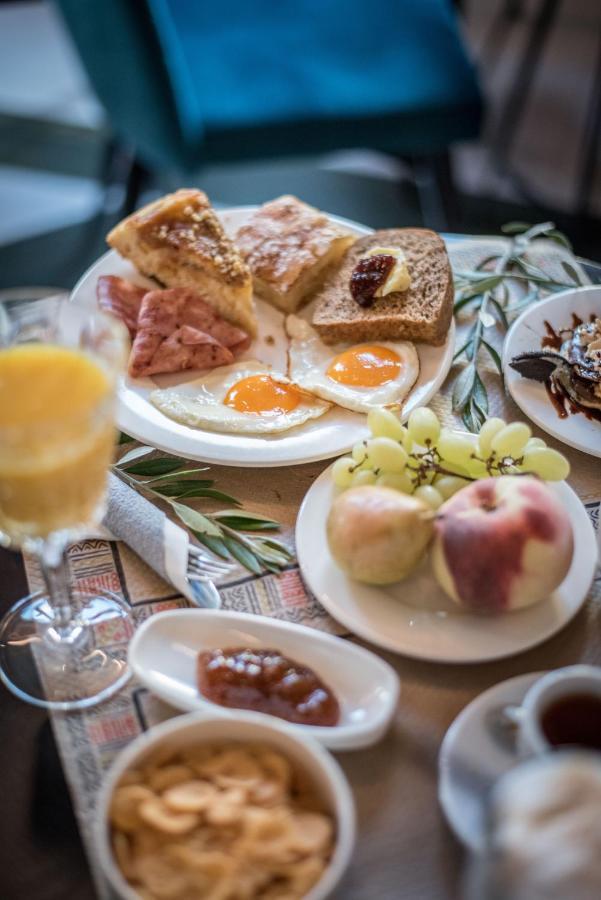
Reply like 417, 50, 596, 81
312, 228, 453, 346
107, 188, 257, 337
509, 314, 601, 422
235, 195, 355, 313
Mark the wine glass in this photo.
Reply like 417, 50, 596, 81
0, 295, 134, 709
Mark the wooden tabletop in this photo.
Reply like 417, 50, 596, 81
1, 257, 600, 900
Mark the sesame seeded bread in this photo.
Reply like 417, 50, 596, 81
311, 228, 453, 346
107, 189, 257, 337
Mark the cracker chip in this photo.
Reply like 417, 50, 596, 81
109, 742, 335, 900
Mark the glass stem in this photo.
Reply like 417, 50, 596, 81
38, 535, 74, 631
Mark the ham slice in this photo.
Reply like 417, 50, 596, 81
128, 289, 251, 378
96, 278, 252, 379
97, 275, 146, 337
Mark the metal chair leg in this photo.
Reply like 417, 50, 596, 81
491, 0, 561, 172
576, 33, 601, 217
410, 152, 457, 232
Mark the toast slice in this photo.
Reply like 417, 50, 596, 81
107, 189, 257, 337
312, 229, 453, 346
235, 195, 355, 314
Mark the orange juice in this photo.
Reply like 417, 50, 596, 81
0, 344, 115, 541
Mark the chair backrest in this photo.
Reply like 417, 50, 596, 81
55, 0, 202, 171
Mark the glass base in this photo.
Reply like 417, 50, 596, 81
0, 589, 133, 710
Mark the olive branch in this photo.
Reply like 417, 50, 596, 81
452, 221, 584, 432
114, 436, 294, 575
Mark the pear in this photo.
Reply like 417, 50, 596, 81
327, 486, 434, 585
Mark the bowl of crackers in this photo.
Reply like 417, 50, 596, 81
96, 710, 356, 899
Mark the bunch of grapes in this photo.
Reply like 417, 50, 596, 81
332, 408, 570, 509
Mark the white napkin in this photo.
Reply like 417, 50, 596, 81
101, 473, 216, 606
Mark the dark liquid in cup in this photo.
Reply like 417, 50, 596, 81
541, 693, 601, 750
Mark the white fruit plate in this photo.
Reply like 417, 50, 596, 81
295, 465, 597, 664
503, 285, 601, 458
128, 609, 400, 751
70, 207, 455, 467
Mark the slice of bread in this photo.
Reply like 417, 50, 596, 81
107, 189, 257, 337
312, 229, 453, 346
235, 195, 355, 314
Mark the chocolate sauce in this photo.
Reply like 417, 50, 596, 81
542, 693, 601, 750
197, 647, 340, 726
541, 320, 562, 350
544, 377, 601, 423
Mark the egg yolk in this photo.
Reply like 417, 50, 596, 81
224, 374, 303, 415
326, 345, 402, 387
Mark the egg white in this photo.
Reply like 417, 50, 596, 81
150, 360, 331, 434
286, 316, 419, 413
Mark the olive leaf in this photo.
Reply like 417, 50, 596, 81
115, 445, 155, 467
122, 457, 184, 476
561, 260, 582, 285
111, 451, 293, 575
452, 362, 476, 412
451, 220, 582, 431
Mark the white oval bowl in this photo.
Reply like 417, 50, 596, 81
96, 710, 356, 900
128, 609, 400, 750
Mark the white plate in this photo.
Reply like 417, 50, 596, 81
438, 671, 545, 851
295, 466, 597, 663
503, 285, 601, 458
128, 608, 400, 750
70, 207, 455, 467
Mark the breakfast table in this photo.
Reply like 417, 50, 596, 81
0, 247, 599, 900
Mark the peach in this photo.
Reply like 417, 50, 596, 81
431, 476, 573, 613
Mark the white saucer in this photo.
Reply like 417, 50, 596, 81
503, 285, 601, 458
128, 608, 400, 751
438, 671, 545, 851
69, 207, 455, 467
295, 466, 597, 663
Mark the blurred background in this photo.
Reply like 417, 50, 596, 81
0, 0, 599, 292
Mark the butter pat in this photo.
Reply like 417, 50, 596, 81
365, 246, 411, 295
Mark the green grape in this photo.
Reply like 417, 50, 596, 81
437, 429, 476, 468
367, 407, 405, 441
477, 417, 505, 457
521, 447, 570, 481
435, 475, 469, 500
407, 407, 441, 446
366, 437, 408, 473
466, 457, 489, 479
332, 456, 355, 489
400, 425, 414, 453
352, 469, 377, 487
351, 440, 372, 467
490, 422, 532, 459
440, 460, 472, 479
376, 471, 414, 493
525, 437, 546, 451
414, 484, 444, 509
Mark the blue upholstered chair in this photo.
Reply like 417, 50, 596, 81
56, 0, 482, 226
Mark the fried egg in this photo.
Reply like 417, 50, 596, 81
150, 361, 331, 434
286, 316, 419, 412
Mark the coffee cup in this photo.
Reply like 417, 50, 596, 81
506, 665, 601, 757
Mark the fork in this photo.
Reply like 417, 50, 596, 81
185, 545, 234, 609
